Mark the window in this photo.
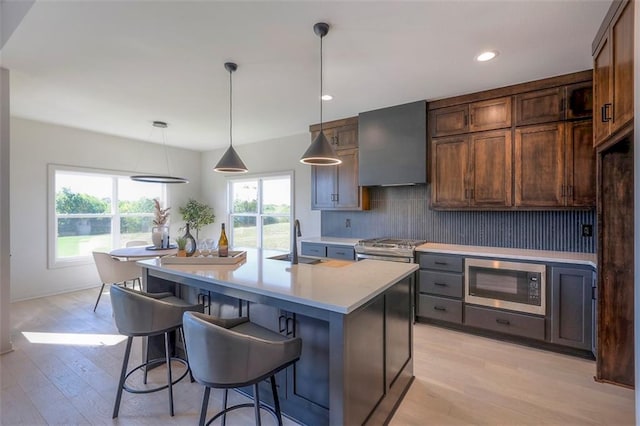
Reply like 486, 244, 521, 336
49, 165, 165, 267
228, 173, 292, 251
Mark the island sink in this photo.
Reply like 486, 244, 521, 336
268, 253, 323, 264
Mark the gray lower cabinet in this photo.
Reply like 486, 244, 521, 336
301, 241, 355, 261
550, 266, 594, 350
417, 253, 464, 324
246, 303, 330, 424
465, 305, 545, 340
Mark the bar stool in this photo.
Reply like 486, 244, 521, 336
182, 311, 302, 426
110, 285, 203, 418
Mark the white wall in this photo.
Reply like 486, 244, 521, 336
1, 68, 12, 353
10, 117, 202, 301
200, 133, 321, 246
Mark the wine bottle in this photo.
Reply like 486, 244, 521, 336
218, 223, 229, 257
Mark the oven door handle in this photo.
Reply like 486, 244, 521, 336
356, 253, 412, 263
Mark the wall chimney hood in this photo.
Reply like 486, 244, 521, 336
358, 101, 427, 186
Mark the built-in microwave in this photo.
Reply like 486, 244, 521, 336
465, 258, 546, 316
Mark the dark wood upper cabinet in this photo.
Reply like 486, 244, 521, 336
469, 130, 512, 207
515, 87, 564, 126
430, 105, 468, 137
566, 120, 595, 207
514, 123, 565, 207
431, 135, 469, 208
565, 81, 593, 120
468, 97, 511, 132
593, 0, 634, 147
309, 117, 369, 211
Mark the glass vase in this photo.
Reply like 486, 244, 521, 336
151, 225, 170, 248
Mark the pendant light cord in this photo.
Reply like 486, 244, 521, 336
162, 128, 171, 176
319, 33, 323, 133
229, 67, 233, 147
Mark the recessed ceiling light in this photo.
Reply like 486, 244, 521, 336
476, 50, 499, 62
321, 94, 333, 101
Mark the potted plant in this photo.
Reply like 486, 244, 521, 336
175, 236, 188, 257
151, 199, 171, 248
179, 199, 215, 240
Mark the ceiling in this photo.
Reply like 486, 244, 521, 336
1, 1, 610, 152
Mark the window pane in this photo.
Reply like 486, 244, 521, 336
232, 181, 258, 213
120, 216, 154, 245
232, 216, 257, 248
263, 216, 290, 251
55, 172, 111, 214
262, 178, 291, 214
57, 217, 112, 257
117, 178, 162, 213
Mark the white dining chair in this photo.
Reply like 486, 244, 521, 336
92, 251, 143, 312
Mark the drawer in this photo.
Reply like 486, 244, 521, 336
418, 295, 462, 324
419, 253, 463, 272
464, 305, 545, 340
419, 271, 463, 298
301, 243, 326, 258
327, 246, 355, 260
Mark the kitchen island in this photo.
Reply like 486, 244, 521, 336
138, 249, 418, 425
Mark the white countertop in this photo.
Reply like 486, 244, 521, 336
300, 237, 362, 246
416, 243, 596, 267
138, 249, 418, 314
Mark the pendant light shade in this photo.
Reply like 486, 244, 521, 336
131, 121, 189, 184
214, 62, 248, 173
300, 22, 342, 166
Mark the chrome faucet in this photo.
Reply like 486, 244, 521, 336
291, 219, 302, 264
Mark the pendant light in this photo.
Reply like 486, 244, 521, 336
214, 62, 248, 173
131, 121, 189, 184
300, 22, 342, 166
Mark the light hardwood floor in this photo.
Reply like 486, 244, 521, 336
1, 287, 635, 425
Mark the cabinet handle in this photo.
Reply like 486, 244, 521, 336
560, 97, 565, 113
334, 193, 339, 203
469, 114, 474, 125
278, 315, 286, 333
433, 306, 447, 312
601, 103, 612, 122
434, 261, 448, 266
496, 318, 510, 325
434, 282, 448, 287
561, 185, 566, 197
464, 115, 468, 126
469, 188, 474, 199
568, 185, 573, 198
335, 251, 345, 255
286, 317, 294, 336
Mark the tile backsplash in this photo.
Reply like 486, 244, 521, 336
321, 185, 595, 253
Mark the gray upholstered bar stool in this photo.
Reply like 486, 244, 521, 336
110, 285, 203, 418
183, 311, 302, 426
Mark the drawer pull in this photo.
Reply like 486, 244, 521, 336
335, 251, 345, 255
433, 306, 447, 312
434, 261, 448, 266
278, 315, 286, 333
495, 318, 510, 326
434, 282, 447, 287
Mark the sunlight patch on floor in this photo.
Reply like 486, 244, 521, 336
22, 331, 126, 346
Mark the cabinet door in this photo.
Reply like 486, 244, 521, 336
311, 165, 336, 209
515, 87, 564, 126
593, 34, 611, 146
565, 81, 593, 120
469, 130, 512, 207
332, 123, 358, 149
431, 135, 469, 208
430, 104, 469, 137
611, 0, 634, 135
551, 267, 593, 350
335, 148, 361, 209
287, 313, 330, 410
565, 120, 595, 207
469, 97, 512, 132
514, 123, 565, 207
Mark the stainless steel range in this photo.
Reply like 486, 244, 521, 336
355, 238, 426, 263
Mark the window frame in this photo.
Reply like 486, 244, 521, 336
47, 164, 166, 269
227, 171, 294, 250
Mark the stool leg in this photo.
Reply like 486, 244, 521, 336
93, 283, 105, 312
270, 375, 283, 426
222, 389, 228, 426
179, 327, 195, 383
164, 331, 174, 416
199, 386, 210, 426
112, 336, 133, 418
253, 383, 262, 426
143, 338, 149, 384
